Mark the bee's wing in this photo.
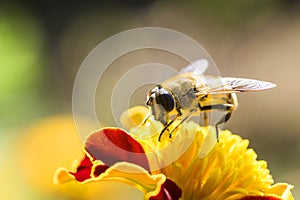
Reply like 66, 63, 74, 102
196, 77, 276, 94
180, 59, 208, 75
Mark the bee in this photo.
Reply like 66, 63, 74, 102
145, 59, 276, 141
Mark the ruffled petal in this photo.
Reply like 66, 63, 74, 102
149, 178, 182, 200
85, 128, 150, 171
54, 152, 109, 184
69, 153, 109, 182
239, 196, 281, 200
55, 161, 181, 199
264, 183, 294, 200
54, 128, 182, 199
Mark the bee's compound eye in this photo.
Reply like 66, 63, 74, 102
156, 92, 175, 112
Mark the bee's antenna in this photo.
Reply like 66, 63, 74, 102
215, 125, 220, 142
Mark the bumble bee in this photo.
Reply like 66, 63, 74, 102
145, 59, 276, 141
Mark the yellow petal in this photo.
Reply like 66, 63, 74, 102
120, 106, 149, 130
54, 162, 167, 199
265, 183, 294, 200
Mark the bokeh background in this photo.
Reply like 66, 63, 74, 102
1, 0, 299, 199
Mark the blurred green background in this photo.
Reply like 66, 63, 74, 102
0, 0, 299, 199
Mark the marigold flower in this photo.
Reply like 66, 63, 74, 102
54, 107, 294, 200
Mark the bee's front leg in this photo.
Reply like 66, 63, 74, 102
141, 112, 151, 126
158, 114, 177, 141
168, 108, 198, 138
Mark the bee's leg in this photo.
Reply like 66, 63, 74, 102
215, 111, 232, 142
199, 104, 234, 141
158, 107, 183, 141
169, 109, 197, 137
203, 112, 209, 126
158, 114, 179, 141
141, 112, 151, 126
198, 102, 209, 126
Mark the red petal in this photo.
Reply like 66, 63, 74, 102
69, 154, 109, 182
149, 179, 182, 200
240, 196, 282, 200
85, 128, 150, 171
93, 164, 110, 177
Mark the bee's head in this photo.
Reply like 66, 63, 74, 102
146, 85, 175, 116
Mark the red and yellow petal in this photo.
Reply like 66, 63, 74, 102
68, 153, 109, 182
54, 127, 182, 200
85, 128, 150, 171
55, 159, 182, 199
149, 178, 182, 200
239, 196, 281, 200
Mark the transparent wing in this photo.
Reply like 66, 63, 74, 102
180, 59, 208, 75
196, 77, 276, 94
